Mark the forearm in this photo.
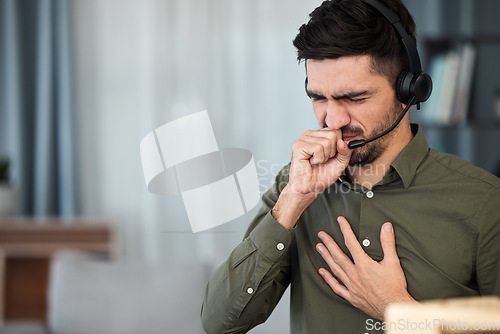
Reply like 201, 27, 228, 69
271, 183, 316, 229
201, 213, 293, 333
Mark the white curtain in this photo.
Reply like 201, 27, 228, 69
72, 0, 322, 262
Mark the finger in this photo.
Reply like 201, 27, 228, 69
292, 140, 327, 165
316, 243, 350, 285
317, 231, 355, 272
380, 222, 399, 262
335, 138, 353, 166
301, 129, 337, 143
304, 129, 341, 160
320, 128, 342, 159
318, 268, 351, 301
317, 127, 342, 139
309, 138, 333, 164
296, 134, 331, 164
304, 136, 335, 163
337, 216, 368, 263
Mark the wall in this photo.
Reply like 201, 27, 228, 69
71, 0, 322, 263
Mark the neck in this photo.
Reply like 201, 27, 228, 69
346, 122, 413, 189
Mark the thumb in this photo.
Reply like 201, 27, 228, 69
380, 222, 398, 262
336, 139, 352, 166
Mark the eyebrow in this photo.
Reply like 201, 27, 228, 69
306, 90, 370, 100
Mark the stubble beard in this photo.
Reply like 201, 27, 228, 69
346, 101, 402, 167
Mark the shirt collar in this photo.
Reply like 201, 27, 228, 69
390, 123, 430, 188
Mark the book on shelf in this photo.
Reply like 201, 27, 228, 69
451, 44, 477, 125
416, 43, 476, 126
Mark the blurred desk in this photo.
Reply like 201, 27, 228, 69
0, 217, 117, 324
386, 296, 500, 333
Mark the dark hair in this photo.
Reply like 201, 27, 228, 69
292, 0, 416, 83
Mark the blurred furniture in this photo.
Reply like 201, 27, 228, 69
385, 296, 500, 334
0, 321, 47, 334
0, 218, 117, 324
47, 250, 208, 334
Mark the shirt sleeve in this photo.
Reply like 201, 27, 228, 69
475, 186, 500, 296
201, 167, 294, 334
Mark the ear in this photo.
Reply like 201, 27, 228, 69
400, 102, 413, 112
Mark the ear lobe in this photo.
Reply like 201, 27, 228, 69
400, 103, 414, 115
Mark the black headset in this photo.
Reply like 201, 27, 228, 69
305, 0, 432, 110
364, 0, 432, 108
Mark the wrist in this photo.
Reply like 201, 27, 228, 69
272, 184, 317, 229
380, 293, 417, 321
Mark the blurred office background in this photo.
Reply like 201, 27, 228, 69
0, 0, 499, 333
0, 0, 319, 262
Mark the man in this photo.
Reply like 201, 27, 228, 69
201, 0, 500, 333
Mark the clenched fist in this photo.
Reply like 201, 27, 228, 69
272, 128, 352, 229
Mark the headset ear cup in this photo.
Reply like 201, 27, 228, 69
395, 70, 411, 104
396, 70, 433, 105
413, 72, 433, 103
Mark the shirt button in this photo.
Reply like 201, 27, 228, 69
362, 238, 370, 247
366, 190, 374, 198
247, 287, 254, 294
277, 243, 284, 251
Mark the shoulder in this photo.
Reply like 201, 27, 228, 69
419, 150, 500, 232
425, 149, 500, 190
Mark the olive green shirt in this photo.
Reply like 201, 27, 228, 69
201, 125, 500, 334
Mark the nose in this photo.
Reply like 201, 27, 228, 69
324, 100, 350, 130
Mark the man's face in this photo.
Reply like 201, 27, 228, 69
305, 56, 403, 166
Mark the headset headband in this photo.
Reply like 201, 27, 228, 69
362, 0, 432, 107
362, 0, 422, 75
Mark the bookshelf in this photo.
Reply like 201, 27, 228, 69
404, 0, 500, 176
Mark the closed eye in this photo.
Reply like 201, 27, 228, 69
348, 97, 366, 103
307, 90, 370, 103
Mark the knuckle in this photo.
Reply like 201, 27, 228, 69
329, 131, 338, 142
311, 142, 322, 150
323, 129, 337, 140
292, 140, 307, 153
310, 143, 325, 158
302, 129, 313, 137
350, 299, 362, 309
319, 136, 332, 147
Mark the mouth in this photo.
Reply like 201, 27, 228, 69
342, 134, 361, 142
